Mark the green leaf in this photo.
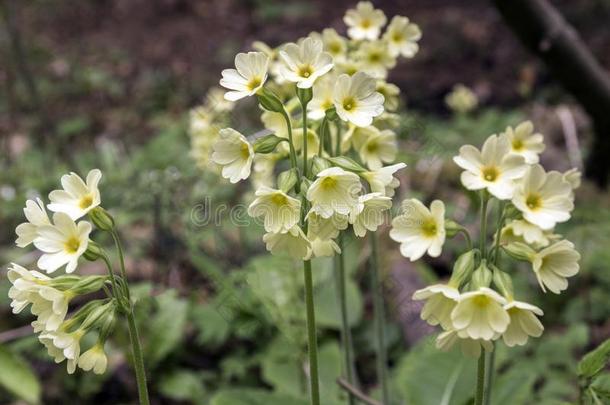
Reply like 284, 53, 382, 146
0, 344, 41, 404
314, 275, 362, 329
190, 305, 231, 347
159, 369, 206, 404
579, 338, 610, 379
325, 156, 366, 173
144, 290, 189, 366
210, 389, 308, 405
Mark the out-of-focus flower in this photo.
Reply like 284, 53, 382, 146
445, 84, 478, 114
263, 225, 312, 260
356, 41, 395, 79
436, 329, 494, 358
358, 127, 397, 170
383, 16, 421, 58
344, 1, 387, 41
503, 121, 545, 164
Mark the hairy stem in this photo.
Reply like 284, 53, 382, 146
303, 260, 320, 405
371, 233, 389, 404
475, 353, 486, 405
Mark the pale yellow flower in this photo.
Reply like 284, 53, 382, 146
503, 121, 545, 164
502, 300, 544, 347
306, 167, 362, 218
356, 40, 396, 79
349, 192, 392, 237
358, 127, 397, 170
263, 225, 312, 260
48, 169, 102, 220
344, 1, 387, 40
279, 37, 334, 88
451, 287, 509, 340
445, 84, 478, 114
361, 162, 406, 197
321, 28, 348, 60
532, 240, 580, 294
220, 52, 269, 101
211, 128, 254, 183
248, 186, 301, 233
412, 284, 460, 329
78, 343, 108, 375
382, 16, 421, 58
390, 199, 445, 261
436, 329, 494, 358
15, 198, 51, 248
333, 72, 385, 127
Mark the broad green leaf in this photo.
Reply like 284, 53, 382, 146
0, 344, 41, 404
159, 369, 206, 404
210, 389, 308, 405
144, 290, 188, 366
190, 305, 231, 347
578, 338, 610, 378
314, 275, 362, 329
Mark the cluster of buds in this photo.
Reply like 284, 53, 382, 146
390, 121, 581, 356
9, 170, 120, 374
189, 2, 421, 259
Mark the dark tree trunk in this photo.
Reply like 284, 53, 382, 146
492, 0, 610, 187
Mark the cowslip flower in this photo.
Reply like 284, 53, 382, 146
503, 121, 545, 164
306, 211, 349, 241
512, 164, 574, 230
445, 84, 478, 114
247, 186, 301, 233
34, 212, 91, 273
307, 167, 362, 218
48, 169, 102, 220
356, 40, 396, 79
349, 192, 392, 237
49, 329, 85, 374
358, 127, 397, 170
15, 198, 50, 247
311, 239, 341, 258
219, 52, 269, 101
212, 128, 254, 183
390, 199, 446, 261
436, 329, 494, 358
382, 16, 421, 58
499, 219, 551, 248
361, 162, 406, 197
308, 74, 335, 120
7, 263, 50, 314
453, 134, 528, 200
502, 300, 544, 347
412, 284, 460, 329
344, 1, 387, 41
30, 285, 73, 332
531, 240, 580, 294
333, 72, 385, 127
376, 80, 400, 111
279, 37, 333, 89
563, 168, 582, 190
263, 225, 312, 260
451, 287, 510, 340
78, 343, 108, 375
320, 28, 347, 60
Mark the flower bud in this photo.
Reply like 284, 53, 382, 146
49, 275, 83, 291
445, 219, 462, 238
98, 306, 118, 342
253, 134, 286, 154
491, 266, 514, 300
311, 156, 332, 176
71, 276, 107, 295
325, 156, 366, 173
80, 301, 114, 331
471, 259, 492, 289
83, 240, 105, 262
449, 250, 475, 288
325, 107, 338, 121
257, 88, 285, 113
89, 207, 115, 231
278, 168, 298, 193
296, 87, 313, 105
503, 242, 535, 262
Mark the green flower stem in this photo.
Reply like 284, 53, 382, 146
492, 201, 507, 265
458, 227, 473, 251
318, 117, 328, 156
303, 259, 320, 405
370, 233, 389, 404
111, 230, 150, 405
335, 233, 356, 405
479, 192, 489, 259
483, 343, 496, 405
475, 353, 486, 405
302, 104, 309, 178
281, 110, 302, 191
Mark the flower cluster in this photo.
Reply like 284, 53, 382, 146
390, 121, 581, 356
8, 170, 117, 374
189, 2, 421, 259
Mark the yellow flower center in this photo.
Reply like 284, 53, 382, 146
366, 141, 378, 153
421, 218, 437, 237
240, 142, 251, 159
321, 176, 338, 189
64, 236, 81, 254
329, 42, 342, 54
525, 193, 542, 211
512, 138, 524, 151
360, 19, 372, 29
472, 295, 490, 307
482, 166, 499, 182
298, 65, 313, 78
368, 52, 381, 63
321, 99, 333, 110
342, 97, 356, 111
271, 193, 287, 205
79, 194, 94, 209
392, 33, 404, 42
247, 77, 262, 91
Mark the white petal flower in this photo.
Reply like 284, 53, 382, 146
382, 16, 421, 58
563, 168, 582, 190
376, 81, 400, 111
349, 192, 391, 237
308, 74, 336, 120
445, 84, 478, 114
39, 333, 66, 364
279, 37, 334, 89
320, 28, 348, 61
306, 167, 362, 218
311, 239, 341, 258
219, 52, 269, 101
358, 127, 397, 170
355, 40, 396, 79
262, 225, 312, 260
34, 213, 91, 274
7, 263, 50, 314
248, 186, 301, 233
361, 162, 406, 197
499, 219, 551, 248
48, 169, 102, 220
212, 128, 254, 183
512, 164, 574, 230
436, 329, 494, 358
390, 199, 445, 261
412, 284, 460, 329
503, 121, 545, 164
306, 210, 349, 240
15, 198, 51, 248
51, 330, 85, 374
78, 343, 108, 375
333, 72, 385, 127
451, 287, 509, 340
502, 300, 544, 347
344, 1, 387, 41
531, 240, 580, 294
453, 134, 528, 200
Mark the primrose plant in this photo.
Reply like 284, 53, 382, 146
8, 170, 151, 405
190, 2, 421, 404
390, 121, 581, 405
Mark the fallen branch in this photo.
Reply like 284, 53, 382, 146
337, 378, 383, 405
